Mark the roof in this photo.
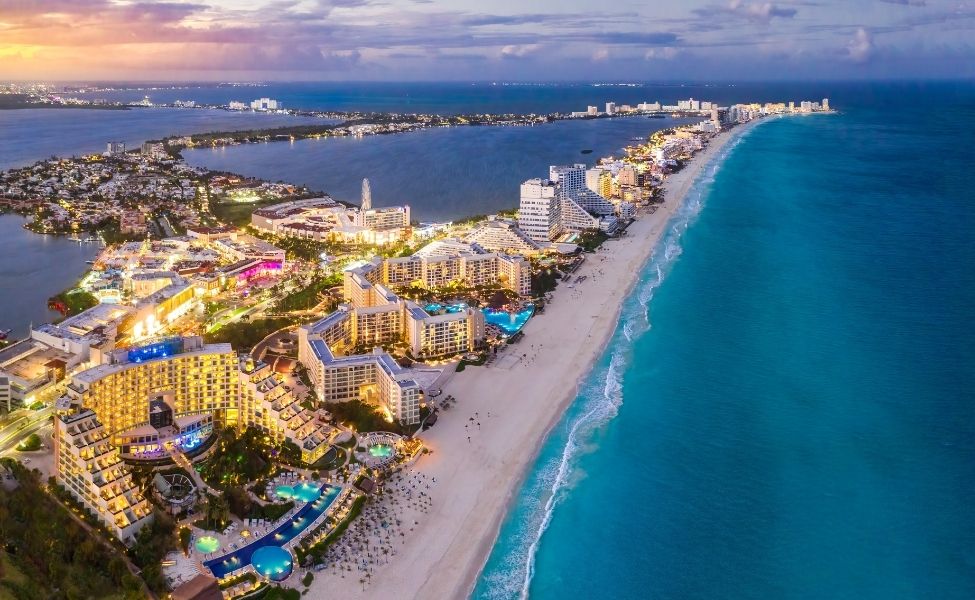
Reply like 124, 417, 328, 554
171, 574, 222, 600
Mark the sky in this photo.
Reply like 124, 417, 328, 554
1, 0, 974, 81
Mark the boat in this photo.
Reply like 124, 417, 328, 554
0, 329, 11, 340
580, 149, 593, 155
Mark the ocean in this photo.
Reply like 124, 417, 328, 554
1, 81, 972, 599
474, 81, 975, 599
73, 81, 846, 115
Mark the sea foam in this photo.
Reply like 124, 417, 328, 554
475, 132, 747, 600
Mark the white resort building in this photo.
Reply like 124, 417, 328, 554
251, 196, 411, 245
55, 408, 154, 543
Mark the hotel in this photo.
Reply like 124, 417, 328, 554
54, 408, 154, 543
53, 335, 341, 542
251, 197, 411, 246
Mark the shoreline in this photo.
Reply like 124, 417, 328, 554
461, 115, 770, 599
305, 116, 771, 599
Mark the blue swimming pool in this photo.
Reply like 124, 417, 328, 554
274, 481, 321, 503
204, 484, 340, 579
424, 302, 535, 336
251, 546, 293, 581
483, 304, 535, 336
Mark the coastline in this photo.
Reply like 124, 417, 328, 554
306, 116, 770, 599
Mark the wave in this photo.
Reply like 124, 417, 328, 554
475, 128, 750, 600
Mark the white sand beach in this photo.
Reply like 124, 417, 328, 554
307, 117, 767, 599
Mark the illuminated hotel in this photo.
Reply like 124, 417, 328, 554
54, 408, 154, 542
349, 239, 532, 299
251, 196, 412, 246
54, 336, 339, 541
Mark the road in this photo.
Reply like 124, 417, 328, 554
0, 407, 52, 455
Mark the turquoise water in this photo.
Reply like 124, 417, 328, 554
483, 306, 535, 336
205, 484, 339, 579
194, 536, 220, 554
368, 444, 394, 458
424, 302, 534, 336
274, 481, 321, 503
475, 84, 975, 599
251, 546, 294, 581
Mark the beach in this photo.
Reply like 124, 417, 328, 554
307, 117, 766, 599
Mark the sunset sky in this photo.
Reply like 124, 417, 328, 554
2, 0, 974, 81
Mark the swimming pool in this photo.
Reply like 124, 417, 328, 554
368, 443, 394, 458
274, 481, 321, 503
195, 536, 220, 554
251, 546, 293, 581
204, 484, 340, 579
424, 302, 535, 336
483, 304, 535, 336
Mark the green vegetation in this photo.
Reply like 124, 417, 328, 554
199, 428, 275, 489
47, 288, 98, 316
456, 353, 487, 373
576, 230, 609, 252
309, 446, 345, 471
327, 400, 407, 434
15, 433, 41, 452
211, 197, 278, 227
273, 273, 342, 313
252, 585, 301, 600
205, 316, 302, 350
129, 509, 178, 594
0, 459, 145, 599
302, 572, 314, 587
254, 500, 296, 521
195, 492, 232, 531
246, 227, 338, 261
531, 266, 562, 296
179, 527, 192, 555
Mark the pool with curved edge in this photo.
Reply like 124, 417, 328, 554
424, 302, 535, 336
195, 536, 220, 554
204, 484, 340, 579
274, 481, 321, 503
251, 546, 293, 581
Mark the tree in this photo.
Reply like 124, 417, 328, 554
224, 486, 253, 520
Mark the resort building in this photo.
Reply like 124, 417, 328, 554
61, 337, 240, 445
518, 178, 562, 243
298, 332, 423, 425
518, 166, 621, 243
354, 239, 531, 298
464, 217, 542, 256
54, 408, 154, 543
0, 303, 132, 410
239, 360, 336, 464
251, 197, 411, 246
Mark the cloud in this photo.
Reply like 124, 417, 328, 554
879, 0, 926, 5
695, 1, 798, 24
591, 47, 610, 62
499, 44, 539, 60
846, 27, 874, 62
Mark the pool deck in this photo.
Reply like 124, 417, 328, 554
197, 478, 353, 583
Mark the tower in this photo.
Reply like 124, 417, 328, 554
361, 178, 372, 211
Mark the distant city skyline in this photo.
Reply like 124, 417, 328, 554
1, 0, 974, 81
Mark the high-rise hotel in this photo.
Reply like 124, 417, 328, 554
55, 336, 337, 543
